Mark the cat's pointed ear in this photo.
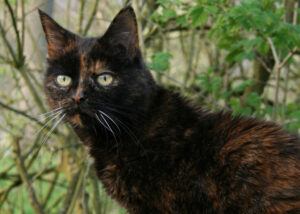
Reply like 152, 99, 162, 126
101, 6, 139, 59
38, 9, 77, 59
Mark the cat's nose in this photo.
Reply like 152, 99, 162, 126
72, 91, 86, 104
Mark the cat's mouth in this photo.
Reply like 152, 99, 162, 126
65, 106, 94, 118
65, 107, 95, 127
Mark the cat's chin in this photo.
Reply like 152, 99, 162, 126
66, 109, 94, 127
65, 105, 93, 117
68, 113, 83, 127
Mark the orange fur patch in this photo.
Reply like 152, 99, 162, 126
69, 114, 83, 127
92, 60, 106, 74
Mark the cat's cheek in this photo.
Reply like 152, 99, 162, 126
45, 88, 71, 111
46, 98, 59, 111
45, 83, 70, 100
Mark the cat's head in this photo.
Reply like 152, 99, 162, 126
39, 7, 156, 130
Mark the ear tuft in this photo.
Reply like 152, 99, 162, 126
101, 6, 139, 59
38, 9, 77, 59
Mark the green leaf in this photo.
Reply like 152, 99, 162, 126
176, 15, 189, 27
161, 8, 177, 23
211, 76, 222, 94
205, 5, 218, 14
189, 6, 208, 27
149, 52, 172, 73
232, 80, 253, 93
229, 97, 242, 114
245, 92, 261, 109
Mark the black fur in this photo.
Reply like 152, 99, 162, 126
40, 7, 300, 214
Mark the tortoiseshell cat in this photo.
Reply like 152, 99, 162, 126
39, 7, 300, 214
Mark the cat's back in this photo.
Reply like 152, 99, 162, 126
147, 90, 300, 213
210, 112, 300, 213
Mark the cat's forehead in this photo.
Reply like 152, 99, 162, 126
77, 38, 107, 75
78, 37, 97, 53
79, 54, 106, 75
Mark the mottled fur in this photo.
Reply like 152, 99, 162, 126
39, 7, 300, 214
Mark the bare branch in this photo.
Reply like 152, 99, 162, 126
267, 37, 280, 65
12, 138, 44, 214
82, 0, 100, 36
0, 99, 44, 126
4, 0, 23, 66
278, 48, 298, 69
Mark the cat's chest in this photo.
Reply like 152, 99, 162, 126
96, 157, 156, 196
94, 156, 214, 214
95, 159, 158, 209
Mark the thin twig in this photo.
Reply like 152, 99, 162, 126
90, 168, 102, 214
83, 0, 100, 36
0, 23, 18, 65
255, 53, 272, 73
59, 162, 87, 214
12, 138, 44, 214
78, 0, 86, 34
4, 0, 23, 66
278, 48, 297, 69
42, 170, 59, 208
0, 100, 44, 126
267, 37, 280, 65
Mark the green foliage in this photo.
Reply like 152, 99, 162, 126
150, 0, 300, 133
149, 52, 172, 73
196, 68, 223, 100
151, 0, 180, 24
152, 0, 300, 63
284, 103, 300, 132
152, 8, 177, 24
231, 80, 253, 93
209, 0, 300, 62
188, 4, 218, 27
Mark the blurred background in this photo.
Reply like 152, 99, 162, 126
0, 0, 299, 213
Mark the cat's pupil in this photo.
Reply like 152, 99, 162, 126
104, 76, 107, 81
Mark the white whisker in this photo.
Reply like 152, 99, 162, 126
35, 112, 62, 138
99, 110, 121, 133
97, 112, 119, 147
95, 113, 110, 131
40, 114, 66, 145
112, 115, 141, 147
101, 108, 147, 154
100, 114, 115, 136
39, 109, 63, 122
39, 106, 64, 117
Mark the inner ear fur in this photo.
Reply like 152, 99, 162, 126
38, 9, 77, 59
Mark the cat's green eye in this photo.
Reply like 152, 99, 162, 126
97, 73, 114, 87
56, 75, 72, 87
